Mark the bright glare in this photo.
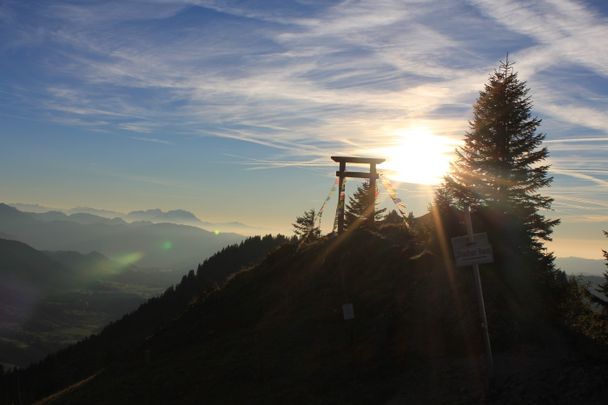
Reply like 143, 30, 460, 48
379, 127, 455, 185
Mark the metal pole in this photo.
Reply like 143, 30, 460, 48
464, 206, 493, 375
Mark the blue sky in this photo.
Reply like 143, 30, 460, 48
1, 0, 608, 258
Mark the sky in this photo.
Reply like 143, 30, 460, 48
1, 0, 608, 259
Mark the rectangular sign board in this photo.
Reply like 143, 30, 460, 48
451, 232, 494, 267
342, 303, 355, 320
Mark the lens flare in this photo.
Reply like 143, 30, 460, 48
161, 241, 173, 250
112, 251, 144, 267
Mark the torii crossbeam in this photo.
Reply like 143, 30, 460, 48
331, 156, 385, 234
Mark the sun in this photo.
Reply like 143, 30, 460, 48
379, 127, 455, 185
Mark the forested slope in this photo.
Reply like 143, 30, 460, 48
0, 234, 290, 403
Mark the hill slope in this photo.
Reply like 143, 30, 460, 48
0, 239, 73, 355
0, 238, 72, 291
0, 239, 177, 368
5, 229, 608, 404
0, 235, 290, 402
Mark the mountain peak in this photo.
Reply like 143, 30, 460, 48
126, 208, 201, 223
0, 202, 20, 213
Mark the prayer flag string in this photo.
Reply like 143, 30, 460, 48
317, 177, 338, 229
298, 178, 339, 250
379, 171, 410, 227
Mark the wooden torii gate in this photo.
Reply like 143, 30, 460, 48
331, 156, 385, 234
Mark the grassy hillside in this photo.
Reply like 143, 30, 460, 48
5, 225, 606, 404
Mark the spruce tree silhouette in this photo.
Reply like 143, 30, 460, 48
383, 209, 402, 224
439, 58, 567, 347
443, 58, 559, 251
344, 180, 386, 230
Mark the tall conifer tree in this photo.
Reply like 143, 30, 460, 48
444, 58, 559, 249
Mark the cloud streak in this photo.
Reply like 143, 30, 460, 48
130, 136, 173, 145
2, 0, 608, 234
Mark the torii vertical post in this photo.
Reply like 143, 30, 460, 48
331, 156, 385, 234
369, 162, 377, 226
337, 161, 346, 233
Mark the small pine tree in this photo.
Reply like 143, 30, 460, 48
407, 211, 415, 223
383, 209, 403, 224
292, 209, 321, 240
344, 181, 386, 229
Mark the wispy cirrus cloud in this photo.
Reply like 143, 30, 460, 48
4, 0, 485, 151
130, 136, 173, 145
2, 0, 608, 236
468, 1, 608, 222
472, 0, 608, 132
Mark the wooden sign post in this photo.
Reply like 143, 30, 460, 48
451, 206, 494, 377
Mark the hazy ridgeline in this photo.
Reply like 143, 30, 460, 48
0, 203, 250, 369
0, 203, 245, 270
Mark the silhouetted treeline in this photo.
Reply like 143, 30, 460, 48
0, 234, 291, 404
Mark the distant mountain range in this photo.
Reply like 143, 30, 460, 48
10, 203, 124, 219
66, 206, 125, 218
555, 256, 606, 276
33, 210, 127, 225
8, 202, 262, 234
126, 208, 202, 225
0, 203, 244, 270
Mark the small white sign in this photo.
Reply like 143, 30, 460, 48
451, 232, 494, 267
342, 303, 355, 320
